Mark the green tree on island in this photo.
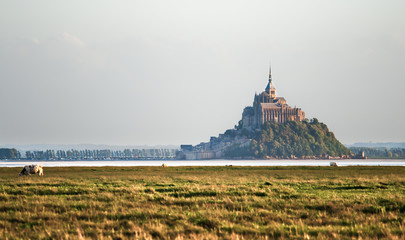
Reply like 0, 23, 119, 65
225, 119, 351, 158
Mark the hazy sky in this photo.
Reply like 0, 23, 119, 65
1, 1, 404, 146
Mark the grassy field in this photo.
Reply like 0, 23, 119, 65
0, 166, 404, 239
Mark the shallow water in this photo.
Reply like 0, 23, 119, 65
0, 159, 404, 167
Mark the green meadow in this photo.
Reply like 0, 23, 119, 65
0, 166, 404, 239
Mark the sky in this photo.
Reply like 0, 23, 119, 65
0, 0, 404, 146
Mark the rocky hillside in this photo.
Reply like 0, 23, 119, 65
225, 119, 351, 158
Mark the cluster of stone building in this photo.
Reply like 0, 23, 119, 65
177, 67, 305, 160
177, 134, 250, 160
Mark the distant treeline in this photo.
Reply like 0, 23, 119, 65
0, 148, 21, 159
349, 147, 405, 159
0, 148, 177, 160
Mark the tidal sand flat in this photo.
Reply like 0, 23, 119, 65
0, 166, 404, 239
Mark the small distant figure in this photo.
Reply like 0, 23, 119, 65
19, 164, 44, 176
330, 162, 338, 167
161, 163, 167, 167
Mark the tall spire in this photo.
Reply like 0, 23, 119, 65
265, 64, 275, 93
268, 65, 272, 85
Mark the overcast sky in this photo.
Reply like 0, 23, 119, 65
1, 0, 404, 146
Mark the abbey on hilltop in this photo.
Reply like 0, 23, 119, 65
176, 67, 308, 160
177, 67, 352, 160
241, 67, 305, 130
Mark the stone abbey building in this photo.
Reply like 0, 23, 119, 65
242, 68, 305, 129
177, 67, 306, 160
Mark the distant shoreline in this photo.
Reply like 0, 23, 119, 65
1, 159, 404, 167
1, 157, 405, 161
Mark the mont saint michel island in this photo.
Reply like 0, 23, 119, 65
177, 68, 351, 160
2, 1, 405, 239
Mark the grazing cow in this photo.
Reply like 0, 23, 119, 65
19, 164, 44, 176
330, 162, 338, 167
161, 163, 167, 167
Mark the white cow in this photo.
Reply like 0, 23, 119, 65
19, 164, 44, 176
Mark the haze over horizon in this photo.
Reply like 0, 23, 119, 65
1, 1, 404, 146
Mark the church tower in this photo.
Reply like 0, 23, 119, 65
241, 65, 305, 130
265, 66, 276, 99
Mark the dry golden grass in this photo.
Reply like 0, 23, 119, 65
0, 166, 404, 239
